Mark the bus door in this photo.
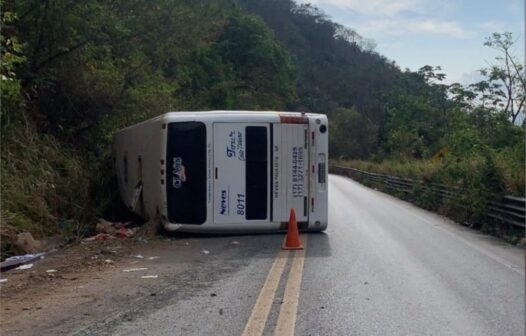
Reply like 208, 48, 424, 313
272, 124, 309, 223
213, 123, 270, 224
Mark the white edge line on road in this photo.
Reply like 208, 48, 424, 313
429, 220, 525, 276
387, 191, 525, 277
334, 175, 525, 277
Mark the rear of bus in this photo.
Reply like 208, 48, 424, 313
163, 111, 328, 232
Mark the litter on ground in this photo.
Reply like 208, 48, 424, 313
115, 228, 136, 239
137, 237, 148, 244
95, 219, 133, 234
84, 233, 115, 241
123, 267, 148, 273
4, 253, 45, 263
141, 275, 158, 279
16, 264, 34, 270
1, 252, 47, 272
84, 222, 137, 241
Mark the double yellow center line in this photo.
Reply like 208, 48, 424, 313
242, 235, 308, 336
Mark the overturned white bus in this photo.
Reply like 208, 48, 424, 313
114, 111, 328, 233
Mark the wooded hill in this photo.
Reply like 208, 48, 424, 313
1, 0, 524, 253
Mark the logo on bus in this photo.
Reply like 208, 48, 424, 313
226, 131, 245, 161
220, 190, 228, 215
172, 157, 187, 189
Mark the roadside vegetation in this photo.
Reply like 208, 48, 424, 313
332, 32, 524, 241
1, 0, 524, 256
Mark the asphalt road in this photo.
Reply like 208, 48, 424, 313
75, 174, 524, 336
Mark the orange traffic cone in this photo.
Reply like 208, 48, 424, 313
282, 208, 304, 250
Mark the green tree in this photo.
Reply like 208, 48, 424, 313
0, 0, 26, 129
213, 14, 297, 109
378, 66, 451, 160
329, 107, 377, 159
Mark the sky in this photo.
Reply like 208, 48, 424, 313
295, 0, 525, 84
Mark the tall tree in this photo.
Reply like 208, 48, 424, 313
482, 32, 525, 124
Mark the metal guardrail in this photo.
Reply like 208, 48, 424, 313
330, 165, 525, 228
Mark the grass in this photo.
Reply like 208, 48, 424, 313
1, 118, 96, 257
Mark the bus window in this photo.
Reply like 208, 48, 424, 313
245, 126, 268, 220
166, 122, 207, 224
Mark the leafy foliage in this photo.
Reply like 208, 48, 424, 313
179, 13, 296, 110
0, 0, 291, 252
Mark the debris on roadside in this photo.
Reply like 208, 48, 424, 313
123, 267, 148, 273
46, 269, 57, 273
0, 279, 7, 283
96, 219, 132, 234
0, 252, 47, 272
141, 275, 158, 279
137, 237, 148, 244
104, 259, 113, 264
134, 254, 144, 259
231, 241, 240, 245
115, 227, 136, 239
3, 254, 44, 263
84, 219, 136, 241
91, 254, 102, 260
147, 256, 159, 260
84, 233, 115, 241
95, 219, 117, 235
202, 250, 210, 255
16, 264, 34, 270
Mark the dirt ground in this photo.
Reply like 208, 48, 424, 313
0, 226, 194, 335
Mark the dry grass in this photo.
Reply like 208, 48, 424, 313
333, 159, 443, 181
1, 119, 96, 257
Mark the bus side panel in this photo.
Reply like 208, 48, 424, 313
114, 119, 164, 220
